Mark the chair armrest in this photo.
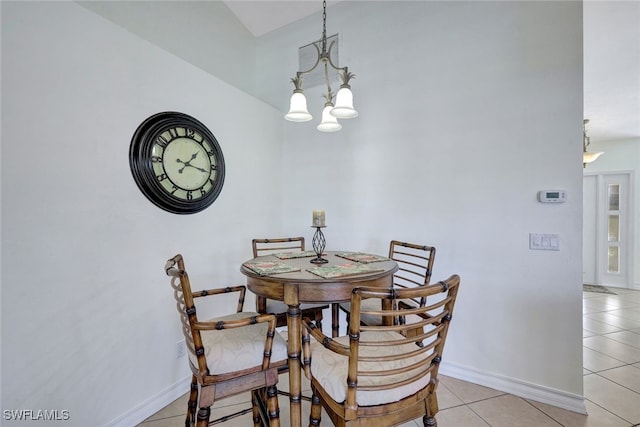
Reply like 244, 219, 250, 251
191, 285, 246, 312
193, 313, 275, 332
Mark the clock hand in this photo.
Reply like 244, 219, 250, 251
175, 152, 201, 173
180, 164, 208, 174
176, 159, 188, 174
175, 153, 197, 173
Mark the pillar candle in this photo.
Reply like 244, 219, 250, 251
312, 210, 325, 227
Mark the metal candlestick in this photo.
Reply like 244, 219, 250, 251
310, 226, 328, 264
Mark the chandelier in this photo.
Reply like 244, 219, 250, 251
583, 119, 604, 168
284, 0, 358, 132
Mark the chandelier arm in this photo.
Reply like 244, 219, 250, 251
292, 42, 323, 82
583, 133, 590, 151
325, 40, 348, 74
583, 118, 590, 151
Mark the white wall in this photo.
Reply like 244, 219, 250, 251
259, 0, 585, 407
586, 137, 640, 287
1, 2, 282, 425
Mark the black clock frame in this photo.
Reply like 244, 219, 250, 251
129, 111, 225, 214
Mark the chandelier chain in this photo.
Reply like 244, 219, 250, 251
322, 0, 327, 53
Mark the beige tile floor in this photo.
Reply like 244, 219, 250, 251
139, 287, 640, 426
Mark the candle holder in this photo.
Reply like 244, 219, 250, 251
310, 226, 328, 264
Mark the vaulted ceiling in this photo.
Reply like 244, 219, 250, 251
225, 1, 640, 144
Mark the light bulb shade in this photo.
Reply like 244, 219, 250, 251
330, 87, 358, 119
583, 151, 604, 164
285, 92, 312, 122
317, 105, 342, 132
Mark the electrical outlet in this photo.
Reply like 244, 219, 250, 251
176, 339, 186, 359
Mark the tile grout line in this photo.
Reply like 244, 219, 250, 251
593, 370, 640, 396
521, 398, 565, 426
584, 396, 636, 426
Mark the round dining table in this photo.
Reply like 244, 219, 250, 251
240, 251, 398, 427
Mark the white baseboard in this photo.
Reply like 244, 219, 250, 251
440, 361, 587, 415
104, 375, 191, 427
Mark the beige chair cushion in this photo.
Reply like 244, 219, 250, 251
188, 312, 288, 374
340, 299, 423, 326
309, 330, 432, 406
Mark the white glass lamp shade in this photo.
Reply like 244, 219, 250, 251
317, 105, 342, 132
583, 151, 604, 165
285, 92, 312, 122
330, 87, 358, 119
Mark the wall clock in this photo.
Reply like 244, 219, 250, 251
129, 112, 225, 214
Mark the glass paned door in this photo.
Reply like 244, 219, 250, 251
599, 174, 631, 287
608, 184, 620, 210
607, 184, 620, 274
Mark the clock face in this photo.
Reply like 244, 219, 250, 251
130, 112, 225, 214
151, 128, 217, 199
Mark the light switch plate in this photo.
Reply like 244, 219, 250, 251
529, 233, 560, 251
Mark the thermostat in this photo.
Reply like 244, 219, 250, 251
537, 190, 567, 203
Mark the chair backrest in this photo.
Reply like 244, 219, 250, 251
389, 240, 436, 307
345, 274, 460, 409
165, 254, 209, 376
252, 237, 305, 258
164, 254, 246, 377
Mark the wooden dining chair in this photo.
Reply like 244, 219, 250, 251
252, 237, 329, 328
333, 240, 436, 337
302, 274, 460, 427
165, 254, 288, 427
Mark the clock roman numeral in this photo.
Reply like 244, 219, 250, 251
156, 135, 169, 148
151, 156, 162, 163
